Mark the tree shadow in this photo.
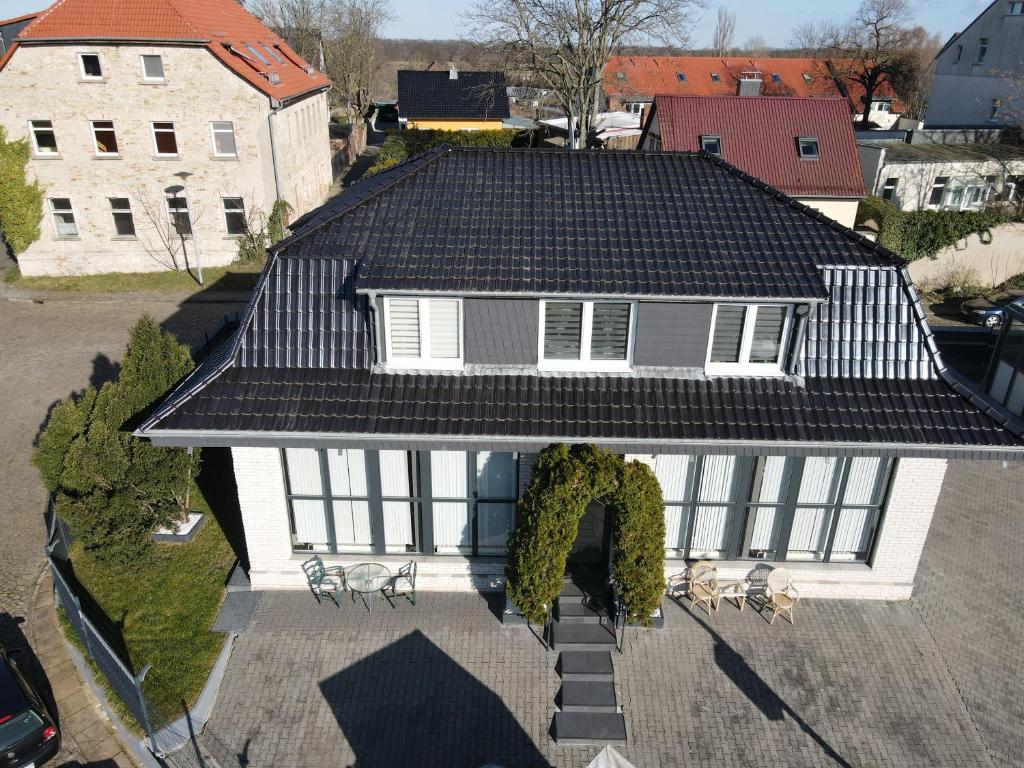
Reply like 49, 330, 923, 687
683, 608, 851, 767
318, 629, 546, 768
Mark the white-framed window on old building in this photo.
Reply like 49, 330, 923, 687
29, 120, 58, 155
151, 122, 179, 156
210, 121, 237, 157
49, 198, 78, 238
140, 54, 165, 82
90, 120, 119, 156
109, 197, 136, 237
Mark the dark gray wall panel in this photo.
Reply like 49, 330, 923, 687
464, 299, 539, 364
634, 302, 712, 367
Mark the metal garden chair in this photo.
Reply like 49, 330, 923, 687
302, 556, 346, 608
386, 561, 417, 606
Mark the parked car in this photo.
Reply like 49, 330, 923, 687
960, 290, 1024, 328
0, 646, 60, 768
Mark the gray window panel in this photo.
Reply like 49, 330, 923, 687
50, 198, 77, 237
109, 198, 135, 237
749, 306, 786, 364
389, 298, 421, 357
141, 54, 164, 79
590, 303, 630, 360
544, 302, 583, 359
710, 305, 745, 362
212, 122, 237, 156
223, 197, 246, 235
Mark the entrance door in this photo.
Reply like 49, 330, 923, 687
568, 500, 609, 566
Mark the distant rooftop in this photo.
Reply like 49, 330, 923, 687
397, 69, 510, 120
860, 141, 1024, 164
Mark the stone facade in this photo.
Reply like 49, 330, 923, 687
0, 43, 331, 276
233, 446, 947, 600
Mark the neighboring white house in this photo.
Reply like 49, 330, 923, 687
926, 0, 1024, 126
0, 0, 333, 277
858, 129, 1024, 211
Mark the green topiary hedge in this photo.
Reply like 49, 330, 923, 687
0, 126, 43, 256
367, 128, 524, 175
857, 196, 1013, 262
505, 444, 665, 627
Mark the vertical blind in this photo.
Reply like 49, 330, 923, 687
431, 451, 471, 553
750, 306, 787, 363
429, 299, 460, 359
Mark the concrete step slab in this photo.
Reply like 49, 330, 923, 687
559, 651, 614, 681
553, 712, 627, 745
560, 681, 618, 713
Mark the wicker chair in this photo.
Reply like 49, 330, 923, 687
301, 556, 346, 608
765, 568, 799, 625
688, 561, 720, 616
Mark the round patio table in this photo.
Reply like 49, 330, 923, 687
347, 562, 392, 612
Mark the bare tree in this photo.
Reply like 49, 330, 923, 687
464, 0, 703, 149
793, 0, 917, 128
888, 26, 943, 121
711, 7, 735, 57
248, 0, 394, 118
742, 34, 768, 56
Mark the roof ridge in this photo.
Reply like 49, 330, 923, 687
160, 0, 205, 40
15, 0, 67, 36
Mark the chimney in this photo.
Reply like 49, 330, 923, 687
449, 65, 458, 80
737, 71, 762, 96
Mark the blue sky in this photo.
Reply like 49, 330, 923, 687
2, 0, 991, 45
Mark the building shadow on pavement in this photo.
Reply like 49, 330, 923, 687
318, 629, 546, 768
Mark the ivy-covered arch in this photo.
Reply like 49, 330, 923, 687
505, 444, 666, 626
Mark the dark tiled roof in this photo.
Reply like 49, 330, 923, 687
861, 140, 1024, 165
397, 70, 510, 120
150, 367, 1019, 453
650, 96, 866, 197
275, 148, 898, 300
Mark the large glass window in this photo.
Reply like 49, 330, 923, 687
649, 454, 894, 563
282, 450, 517, 556
540, 300, 633, 369
989, 317, 1024, 417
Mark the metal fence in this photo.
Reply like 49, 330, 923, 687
45, 507, 162, 755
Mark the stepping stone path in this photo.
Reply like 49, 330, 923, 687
550, 574, 627, 746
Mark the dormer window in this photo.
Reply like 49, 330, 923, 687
539, 300, 633, 371
711, 72, 721, 82
676, 72, 687, 82
700, 135, 723, 156
770, 73, 781, 83
706, 304, 792, 375
802, 73, 813, 85
797, 137, 820, 159
384, 297, 462, 369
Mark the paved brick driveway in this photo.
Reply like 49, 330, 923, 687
203, 588, 989, 768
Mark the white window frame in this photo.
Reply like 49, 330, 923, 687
383, 296, 464, 371
222, 197, 246, 235
140, 54, 165, 82
28, 120, 58, 155
705, 303, 794, 376
151, 121, 179, 157
209, 121, 237, 157
797, 137, 820, 160
89, 120, 119, 156
700, 135, 723, 156
537, 299, 636, 372
78, 52, 103, 80
49, 198, 78, 238
108, 197, 136, 238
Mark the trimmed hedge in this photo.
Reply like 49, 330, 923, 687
367, 128, 523, 175
505, 444, 665, 627
857, 196, 1012, 262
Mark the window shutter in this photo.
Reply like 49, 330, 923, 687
429, 299, 460, 359
590, 303, 631, 360
749, 306, 786, 363
710, 305, 745, 363
389, 298, 421, 357
544, 302, 583, 359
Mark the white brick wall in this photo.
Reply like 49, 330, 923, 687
233, 447, 946, 599
0, 44, 331, 276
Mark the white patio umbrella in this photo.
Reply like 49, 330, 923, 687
586, 746, 639, 768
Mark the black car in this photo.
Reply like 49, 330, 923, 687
0, 647, 59, 768
960, 290, 1024, 328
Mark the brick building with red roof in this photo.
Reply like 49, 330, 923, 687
638, 95, 866, 227
604, 55, 904, 129
0, 0, 333, 276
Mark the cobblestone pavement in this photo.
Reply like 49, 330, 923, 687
913, 459, 1024, 768
0, 293, 244, 765
206, 589, 990, 768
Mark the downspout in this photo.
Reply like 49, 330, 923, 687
788, 304, 811, 375
366, 290, 382, 366
268, 99, 283, 202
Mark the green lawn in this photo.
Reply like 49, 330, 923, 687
6, 263, 261, 294
61, 486, 235, 729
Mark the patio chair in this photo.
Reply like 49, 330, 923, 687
302, 556, 345, 608
765, 568, 799, 625
688, 561, 720, 616
387, 561, 417, 606
665, 571, 689, 603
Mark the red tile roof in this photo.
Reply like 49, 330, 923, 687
648, 95, 866, 198
0, 0, 330, 101
605, 55, 901, 114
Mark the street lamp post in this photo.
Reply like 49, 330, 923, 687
171, 171, 203, 285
